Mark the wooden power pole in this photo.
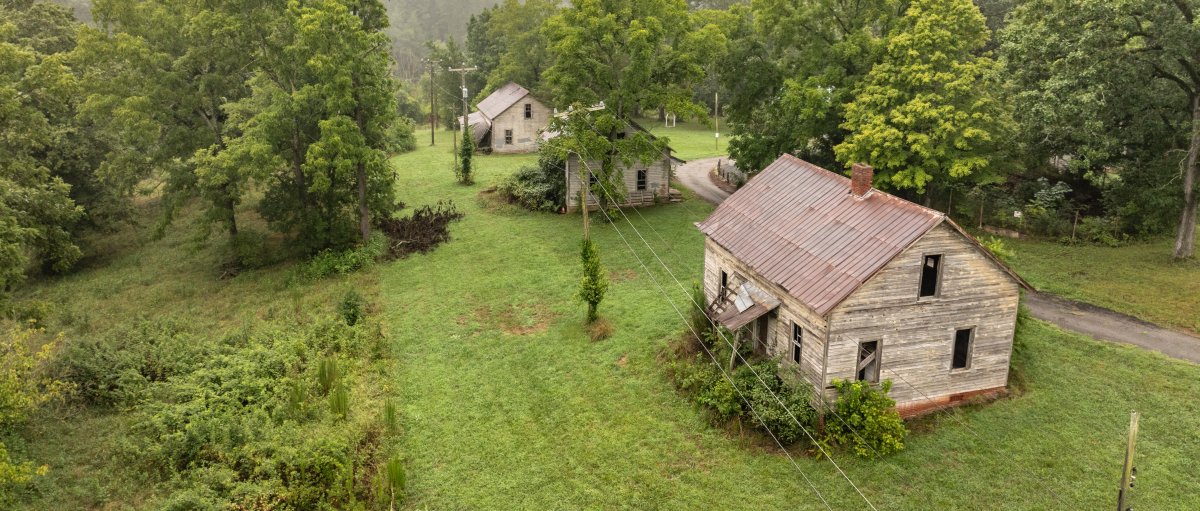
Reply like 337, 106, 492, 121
423, 58, 436, 146
447, 65, 478, 135
1117, 411, 1140, 511
714, 91, 720, 152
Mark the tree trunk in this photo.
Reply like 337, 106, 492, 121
225, 186, 238, 237
357, 163, 370, 243
658, 106, 666, 122
1174, 94, 1200, 260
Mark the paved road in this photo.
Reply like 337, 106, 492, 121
1024, 292, 1200, 363
676, 156, 732, 204
673, 161, 1200, 364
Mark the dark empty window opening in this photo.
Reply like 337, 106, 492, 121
636, 170, 647, 191
504, 129, 513, 145
952, 328, 973, 370
791, 323, 803, 364
920, 254, 942, 298
857, 341, 880, 383
524, 103, 532, 119
616, 131, 627, 140
719, 270, 729, 300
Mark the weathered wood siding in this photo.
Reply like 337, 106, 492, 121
703, 238, 829, 392
489, 96, 551, 154
565, 139, 672, 211
824, 223, 1021, 408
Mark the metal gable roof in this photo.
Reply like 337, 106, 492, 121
696, 154, 947, 316
476, 82, 531, 120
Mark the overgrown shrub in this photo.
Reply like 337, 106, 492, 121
226, 230, 277, 270
295, 233, 387, 281
377, 201, 465, 259
981, 236, 1014, 263
1, 325, 71, 501
496, 154, 566, 212
52, 319, 205, 407
456, 127, 474, 185
823, 379, 907, 459
669, 347, 817, 445
577, 238, 608, 323
1074, 216, 1126, 247
388, 117, 417, 155
338, 289, 365, 326
114, 318, 396, 509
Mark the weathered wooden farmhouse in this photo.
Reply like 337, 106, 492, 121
697, 154, 1031, 416
562, 121, 677, 212
462, 82, 551, 154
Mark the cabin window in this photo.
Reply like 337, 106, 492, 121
919, 254, 942, 298
616, 131, 627, 140
791, 323, 803, 364
856, 341, 880, 383
504, 129, 513, 145
636, 170, 647, 191
952, 328, 974, 370
524, 103, 532, 119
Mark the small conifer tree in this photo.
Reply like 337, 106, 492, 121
577, 238, 608, 323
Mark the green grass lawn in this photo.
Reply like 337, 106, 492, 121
384, 138, 1200, 510
10, 129, 1199, 509
641, 117, 730, 160
1007, 233, 1200, 333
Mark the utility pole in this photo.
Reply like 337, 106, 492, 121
1117, 411, 1140, 511
555, 103, 607, 238
714, 91, 720, 152
447, 65, 478, 135
422, 58, 435, 146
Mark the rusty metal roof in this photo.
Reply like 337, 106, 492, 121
476, 82, 530, 120
697, 154, 947, 316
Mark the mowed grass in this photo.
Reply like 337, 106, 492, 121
384, 133, 1200, 510
1007, 233, 1200, 333
641, 117, 730, 160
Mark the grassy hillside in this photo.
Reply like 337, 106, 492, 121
9, 130, 1199, 509
1007, 233, 1200, 333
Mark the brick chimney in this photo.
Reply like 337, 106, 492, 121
851, 163, 874, 198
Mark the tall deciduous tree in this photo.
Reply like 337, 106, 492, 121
543, 0, 704, 208
222, 0, 400, 251
0, 4, 85, 296
723, 0, 905, 173
1003, 0, 1200, 259
836, 0, 1012, 196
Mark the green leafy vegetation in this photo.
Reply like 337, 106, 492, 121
577, 238, 609, 324
823, 380, 907, 459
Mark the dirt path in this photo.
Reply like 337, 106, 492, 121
673, 164, 1200, 364
675, 156, 732, 204
1023, 292, 1200, 363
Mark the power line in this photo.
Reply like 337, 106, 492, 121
589, 201, 836, 511
561, 130, 880, 510
583, 165, 881, 511
582, 115, 909, 464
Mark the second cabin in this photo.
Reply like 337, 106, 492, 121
697, 154, 1031, 417
562, 121, 678, 212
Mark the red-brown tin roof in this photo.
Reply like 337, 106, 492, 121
697, 154, 947, 316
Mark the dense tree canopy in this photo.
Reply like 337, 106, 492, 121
722, 0, 905, 172
543, 0, 707, 207
1003, 0, 1200, 258
0, 1, 86, 297
836, 0, 1012, 194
